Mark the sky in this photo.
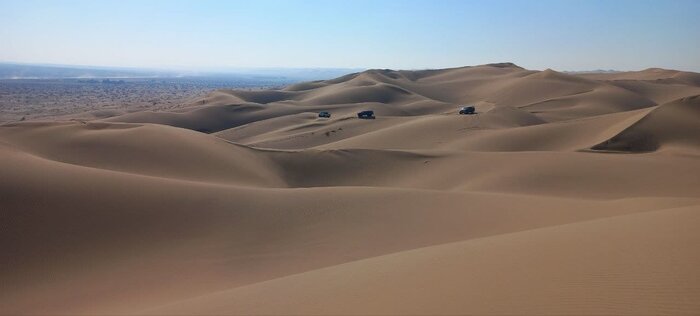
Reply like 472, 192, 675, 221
1, 0, 699, 71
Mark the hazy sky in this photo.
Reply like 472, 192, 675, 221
1, 0, 699, 71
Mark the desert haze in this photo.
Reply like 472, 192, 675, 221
2, 62, 700, 314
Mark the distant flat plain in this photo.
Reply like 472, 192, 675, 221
0, 77, 297, 122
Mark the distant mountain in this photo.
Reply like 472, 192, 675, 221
0, 62, 361, 81
564, 69, 622, 74
0, 63, 173, 79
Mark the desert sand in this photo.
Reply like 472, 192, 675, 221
2, 63, 700, 315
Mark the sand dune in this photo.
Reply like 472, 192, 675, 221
0, 121, 283, 186
2, 63, 700, 314
591, 95, 700, 152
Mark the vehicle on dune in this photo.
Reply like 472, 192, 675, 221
357, 110, 375, 119
318, 111, 331, 118
459, 106, 476, 115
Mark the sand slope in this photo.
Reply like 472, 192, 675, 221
2, 63, 700, 315
146, 205, 700, 315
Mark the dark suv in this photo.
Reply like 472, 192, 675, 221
357, 110, 375, 119
459, 106, 475, 115
318, 111, 331, 118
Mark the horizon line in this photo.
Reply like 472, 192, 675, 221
0, 59, 695, 74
